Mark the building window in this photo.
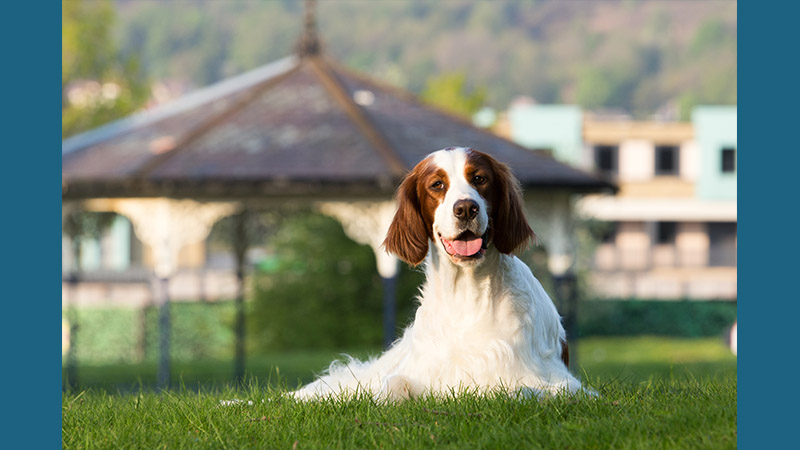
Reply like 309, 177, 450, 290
708, 222, 737, 266
655, 145, 680, 176
594, 145, 618, 174
655, 221, 677, 244
721, 147, 736, 173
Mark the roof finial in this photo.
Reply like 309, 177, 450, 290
296, 0, 321, 57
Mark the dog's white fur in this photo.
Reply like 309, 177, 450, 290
290, 147, 583, 401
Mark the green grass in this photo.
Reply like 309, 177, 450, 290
64, 348, 383, 393
62, 337, 737, 449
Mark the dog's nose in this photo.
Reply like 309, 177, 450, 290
453, 199, 479, 221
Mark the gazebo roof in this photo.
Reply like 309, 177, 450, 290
62, 55, 614, 200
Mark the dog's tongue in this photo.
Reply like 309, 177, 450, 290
442, 236, 483, 256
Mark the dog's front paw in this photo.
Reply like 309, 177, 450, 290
378, 375, 416, 402
580, 386, 600, 398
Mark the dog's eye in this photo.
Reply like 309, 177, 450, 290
430, 180, 444, 191
472, 175, 487, 185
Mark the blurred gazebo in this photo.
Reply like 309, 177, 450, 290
62, 15, 614, 387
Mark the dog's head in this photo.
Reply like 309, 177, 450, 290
383, 147, 534, 267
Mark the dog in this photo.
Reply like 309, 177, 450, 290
290, 146, 584, 401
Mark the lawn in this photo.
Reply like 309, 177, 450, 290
62, 336, 737, 449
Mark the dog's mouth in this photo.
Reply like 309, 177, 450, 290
439, 229, 489, 260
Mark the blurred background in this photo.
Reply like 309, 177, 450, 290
62, 0, 737, 392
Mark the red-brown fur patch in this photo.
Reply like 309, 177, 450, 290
383, 157, 449, 266
466, 150, 535, 254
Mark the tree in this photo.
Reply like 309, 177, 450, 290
62, 0, 149, 138
420, 72, 487, 119
248, 211, 423, 352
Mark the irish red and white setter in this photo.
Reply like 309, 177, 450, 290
291, 147, 585, 400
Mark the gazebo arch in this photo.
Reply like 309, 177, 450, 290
62, 14, 615, 386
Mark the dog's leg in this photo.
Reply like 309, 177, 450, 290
378, 375, 418, 402
518, 378, 598, 399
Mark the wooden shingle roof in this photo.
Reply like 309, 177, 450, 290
62, 55, 614, 200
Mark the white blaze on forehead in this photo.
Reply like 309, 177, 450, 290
431, 147, 470, 178
430, 147, 490, 239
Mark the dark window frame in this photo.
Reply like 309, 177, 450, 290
654, 145, 680, 176
655, 221, 677, 245
721, 147, 736, 173
594, 145, 618, 175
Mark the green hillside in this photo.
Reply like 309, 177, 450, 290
114, 0, 736, 119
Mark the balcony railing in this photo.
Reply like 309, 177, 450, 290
592, 244, 735, 271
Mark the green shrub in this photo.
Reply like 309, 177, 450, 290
69, 307, 140, 364
248, 212, 424, 352
143, 301, 237, 361
65, 301, 237, 365
65, 296, 737, 366
577, 299, 737, 338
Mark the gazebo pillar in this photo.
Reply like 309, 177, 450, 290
317, 200, 400, 348
61, 201, 80, 390
525, 190, 580, 370
61, 201, 78, 273
86, 198, 236, 388
231, 208, 250, 383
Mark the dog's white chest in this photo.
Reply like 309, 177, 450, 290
395, 288, 525, 382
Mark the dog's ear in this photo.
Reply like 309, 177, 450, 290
560, 338, 570, 367
488, 157, 535, 254
382, 170, 430, 266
